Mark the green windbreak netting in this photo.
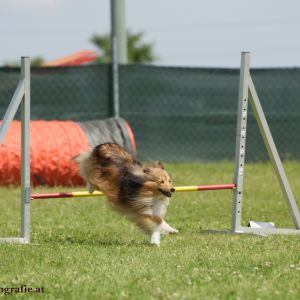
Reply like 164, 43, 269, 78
0, 65, 111, 121
1, 64, 300, 162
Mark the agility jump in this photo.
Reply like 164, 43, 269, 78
1, 52, 300, 244
30, 184, 237, 200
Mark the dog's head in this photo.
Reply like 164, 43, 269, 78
144, 161, 175, 198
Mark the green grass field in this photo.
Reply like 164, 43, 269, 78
0, 162, 300, 299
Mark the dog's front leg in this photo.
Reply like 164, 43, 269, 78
149, 219, 178, 245
150, 221, 178, 245
136, 215, 162, 246
150, 231, 161, 246
160, 220, 178, 234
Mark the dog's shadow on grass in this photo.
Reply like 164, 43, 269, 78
42, 235, 151, 247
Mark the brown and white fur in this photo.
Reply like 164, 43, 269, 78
75, 143, 178, 246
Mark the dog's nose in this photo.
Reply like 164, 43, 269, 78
171, 188, 175, 193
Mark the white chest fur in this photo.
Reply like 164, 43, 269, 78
152, 198, 169, 218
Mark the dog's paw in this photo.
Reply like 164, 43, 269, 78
168, 227, 179, 234
162, 227, 178, 235
150, 232, 160, 246
150, 241, 160, 247
87, 183, 95, 194
161, 225, 179, 235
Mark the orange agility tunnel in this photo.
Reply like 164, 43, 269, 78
0, 118, 136, 186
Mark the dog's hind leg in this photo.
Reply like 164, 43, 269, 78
87, 182, 97, 193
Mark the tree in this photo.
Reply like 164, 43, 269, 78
30, 56, 45, 66
90, 31, 157, 64
4, 56, 44, 67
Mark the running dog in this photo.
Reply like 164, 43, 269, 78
75, 143, 178, 246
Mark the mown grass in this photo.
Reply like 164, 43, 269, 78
0, 162, 300, 299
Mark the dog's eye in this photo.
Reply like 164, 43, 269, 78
160, 180, 164, 184
169, 180, 171, 183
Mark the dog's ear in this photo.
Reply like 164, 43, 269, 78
143, 167, 152, 174
143, 167, 160, 182
152, 161, 164, 169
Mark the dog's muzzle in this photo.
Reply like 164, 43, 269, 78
158, 188, 175, 198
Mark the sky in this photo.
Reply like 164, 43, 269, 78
1, 0, 300, 67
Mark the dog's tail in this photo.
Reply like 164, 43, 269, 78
92, 143, 134, 167
73, 151, 90, 164
74, 143, 138, 199
73, 151, 92, 181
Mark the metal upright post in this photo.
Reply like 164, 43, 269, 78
205, 52, 299, 235
20, 57, 31, 243
113, 0, 127, 64
111, 0, 120, 118
0, 57, 30, 244
231, 52, 300, 235
111, 37, 120, 118
231, 52, 250, 233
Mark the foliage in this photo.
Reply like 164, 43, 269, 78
90, 31, 157, 63
30, 56, 45, 67
4, 56, 44, 67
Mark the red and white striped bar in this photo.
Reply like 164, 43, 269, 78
31, 184, 236, 200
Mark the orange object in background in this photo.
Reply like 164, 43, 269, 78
0, 121, 89, 186
0, 118, 136, 187
42, 50, 98, 67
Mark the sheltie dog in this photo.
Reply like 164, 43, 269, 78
75, 143, 178, 246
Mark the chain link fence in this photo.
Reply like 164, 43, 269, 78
1, 64, 300, 162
